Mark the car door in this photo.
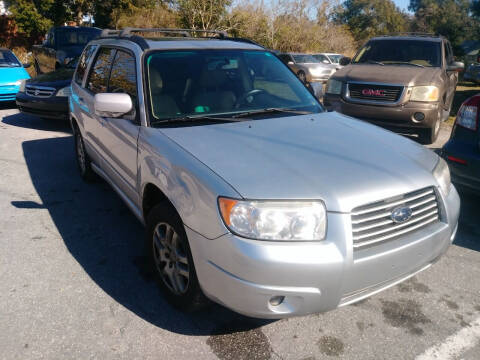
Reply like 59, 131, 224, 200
95, 49, 141, 204
81, 47, 116, 168
71, 44, 100, 163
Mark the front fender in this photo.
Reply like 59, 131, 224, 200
138, 127, 241, 239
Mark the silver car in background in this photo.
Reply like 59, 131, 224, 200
279, 53, 337, 83
313, 52, 344, 70
70, 29, 460, 319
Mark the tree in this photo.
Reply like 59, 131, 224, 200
5, 0, 56, 37
176, 0, 232, 31
334, 0, 408, 44
410, 0, 476, 53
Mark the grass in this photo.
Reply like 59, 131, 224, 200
446, 80, 480, 126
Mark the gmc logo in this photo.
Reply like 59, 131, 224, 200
362, 89, 386, 97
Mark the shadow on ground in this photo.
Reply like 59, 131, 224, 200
2, 109, 70, 133
17, 135, 270, 337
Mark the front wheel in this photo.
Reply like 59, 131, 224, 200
74, 127, 96, 181
146, 203, 207, 311
418, 107, 442, 145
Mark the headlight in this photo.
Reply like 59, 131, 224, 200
218, 198, 327, 241
326, 79, 342, 95
433, 157, 451, 196
19, 79, 27, 91
5, 80, 23, 87
56, 86, 72, 97
410, 86, 439, 102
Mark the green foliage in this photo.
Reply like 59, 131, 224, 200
177, 0, 232, 30
410, 0, 477, 53
334, 0, 408, 44
6, 0, 53, 37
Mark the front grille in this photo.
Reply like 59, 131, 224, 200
351, 187, 440, 249
25, 85, 56, 98
0, 93, 16, 98
348, 83, 404, 102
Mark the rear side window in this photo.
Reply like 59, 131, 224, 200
108, 50, 137, 103
86, 47, 115, 94
75, 45, 97, 85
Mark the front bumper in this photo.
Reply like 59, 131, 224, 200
443, 140, 480, 192
0, 85, 20, 101
308, 73, 334, 83
187, 186, 460, 319
16, 91, 69, 120
324, 94, 440, 130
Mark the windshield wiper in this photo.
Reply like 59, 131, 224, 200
151, 114, 245, 125
386, 62, 425, 68
231, 108, 313, 118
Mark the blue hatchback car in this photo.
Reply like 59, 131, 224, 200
0, 48, 30, 102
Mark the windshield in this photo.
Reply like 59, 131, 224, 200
292, 54, 320, 63
56, 29, 100, 47
146, 50, 322, 123
327, 55, 342, 64
353, 40, 441, 67
0, 50, 21, 67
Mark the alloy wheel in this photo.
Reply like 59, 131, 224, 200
76, 133, 86, 175
152, 222, 190, 295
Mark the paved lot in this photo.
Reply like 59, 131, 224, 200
1, 104, 479, 360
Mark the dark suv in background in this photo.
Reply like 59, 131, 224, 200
324, 34, 464, 144
33, 26, 101, 74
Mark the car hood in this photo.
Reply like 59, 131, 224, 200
334, 64, 441, 86
0, 66, 30, 83
160, 112, 439, 213
27, 68, 74, 88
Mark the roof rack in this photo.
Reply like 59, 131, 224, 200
100, 28, 228, 39
377, 32, 441, 38
97, 27, 263, 50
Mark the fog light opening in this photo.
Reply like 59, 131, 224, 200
414, 112, 425, 121
269, 296, 285, 306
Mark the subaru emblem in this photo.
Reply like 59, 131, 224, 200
391, 206, 413, 224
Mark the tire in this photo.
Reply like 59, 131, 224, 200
297, 71, 307, 83
418, 110, 441, 145
73, 126, 96, 181
145, 203, 207, 311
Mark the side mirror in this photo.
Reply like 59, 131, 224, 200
322, 60, 329, 64
23, 63, 31, 68
339, 57, 351, 66
94, 93, 132, 118
287, 61, 294, 65
447, 61, 464, 72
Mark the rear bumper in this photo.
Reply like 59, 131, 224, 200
324, 94, 440, 130
187, 187, 460, 319
16, 91, 68, 120
443, 140, 480, 192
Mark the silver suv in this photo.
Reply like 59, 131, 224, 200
70, 28, 460, 319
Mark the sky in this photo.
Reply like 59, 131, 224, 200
394, 0, 411, 12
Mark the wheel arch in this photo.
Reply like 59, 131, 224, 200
142, 183, 175, 221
